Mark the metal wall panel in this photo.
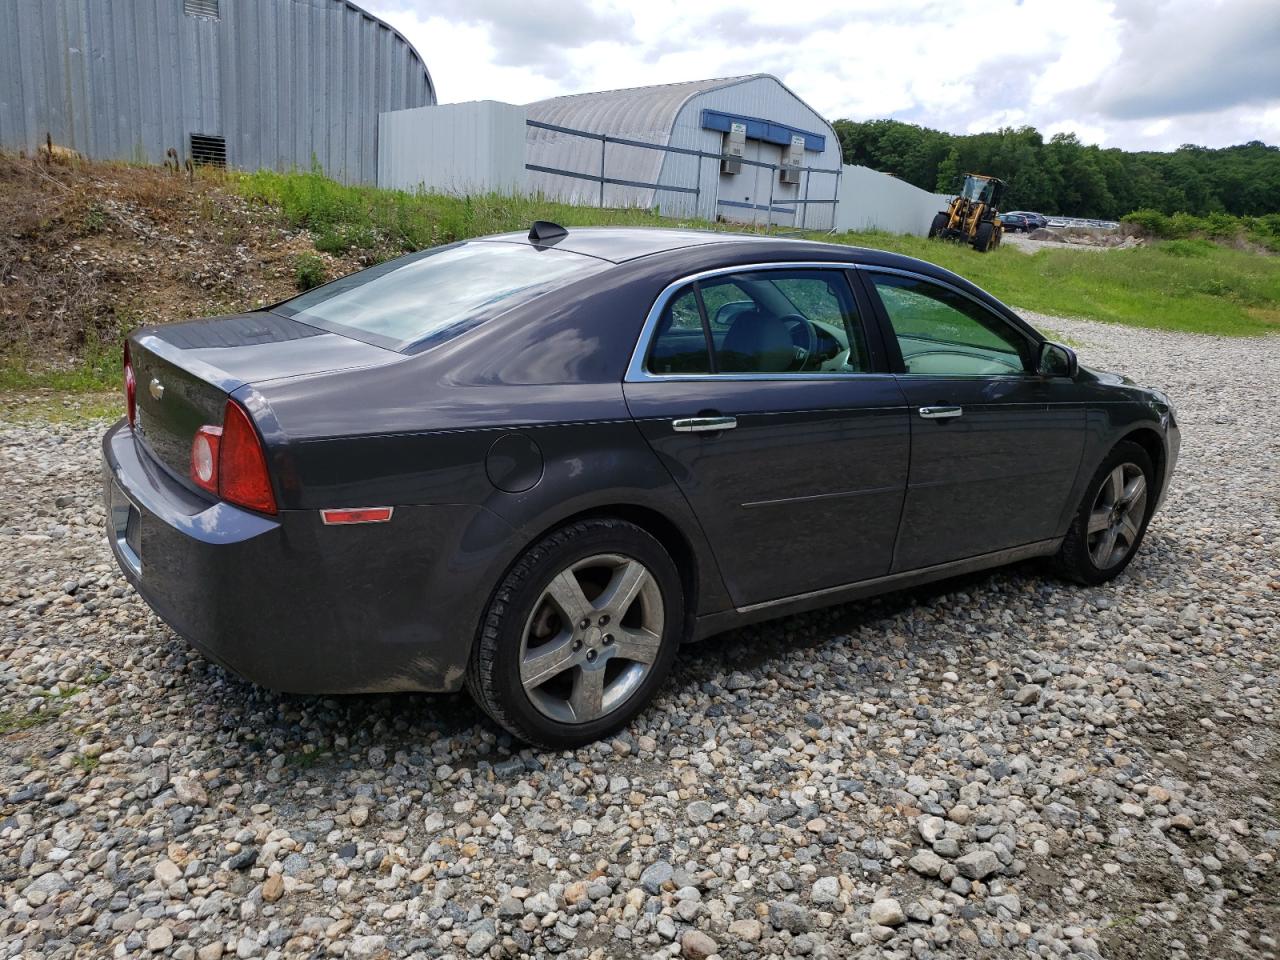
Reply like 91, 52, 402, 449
834, 164, 952, 236
378, 100, 527, 195
666, 75, 843, 228
0, 0, 435, 182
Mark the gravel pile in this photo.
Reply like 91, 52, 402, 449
2, 317, 1277, 960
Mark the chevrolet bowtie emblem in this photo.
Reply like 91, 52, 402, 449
149, 378, 164, 400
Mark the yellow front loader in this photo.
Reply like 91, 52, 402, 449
929, 173, 1005, 252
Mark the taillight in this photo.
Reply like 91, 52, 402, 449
190, 426, 222, 495
124, 343, 137, 427
189, 400, 277, 514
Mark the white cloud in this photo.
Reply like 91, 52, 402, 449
367, 0, 1280, 150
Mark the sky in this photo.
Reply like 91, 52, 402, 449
362, 0, 1280, 152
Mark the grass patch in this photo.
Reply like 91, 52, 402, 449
826, 231, 1280, 336
234, 167, 673, 255
0, 708, 62, 735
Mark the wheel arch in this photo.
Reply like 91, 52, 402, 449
1117, 425, 1167, 494
517, 503, 708, 643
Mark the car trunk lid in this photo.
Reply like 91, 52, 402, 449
128, 311, 397, 489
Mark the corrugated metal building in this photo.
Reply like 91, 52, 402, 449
0, 0, 435, 183
525, 75, 842, 229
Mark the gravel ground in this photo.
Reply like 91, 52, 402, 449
2, 316, 1278, 960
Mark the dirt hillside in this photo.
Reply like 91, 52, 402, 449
0, 153, 358, 362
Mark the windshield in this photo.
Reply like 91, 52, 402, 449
962, 177, 994, 203
276, 241, 606, 351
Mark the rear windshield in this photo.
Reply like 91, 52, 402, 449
275, 241, 606, 351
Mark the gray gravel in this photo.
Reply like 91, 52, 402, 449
2, 316, 1278, 960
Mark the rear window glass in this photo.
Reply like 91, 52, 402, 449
276, 242, 606, 351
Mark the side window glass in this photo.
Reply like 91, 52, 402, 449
869, 274, 1030, 376
645, 287, 710, 374
708, 270, 868, 375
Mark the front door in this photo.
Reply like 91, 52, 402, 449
624, 266, 910, 606
860, 270, 1084, 572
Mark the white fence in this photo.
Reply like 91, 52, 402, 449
834, 165, 951, 236
378, 101, 527, 195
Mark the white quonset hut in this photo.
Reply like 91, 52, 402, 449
525, 75, 842, 229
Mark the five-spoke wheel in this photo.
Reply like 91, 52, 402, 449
1086, 463, 1148, 570
519, 554, 664, 724
1054, 440, 1155, 584
466, 519, 682, 748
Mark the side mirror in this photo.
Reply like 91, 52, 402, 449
1038, 341, 1078, 378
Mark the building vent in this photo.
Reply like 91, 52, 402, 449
779, 133, 804, 185
721, 122, 746, 175
183, 0, 220, 19
190, 134, 227, 167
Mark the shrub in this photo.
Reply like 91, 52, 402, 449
1159, 238, 1214, 258
293, 252, 326, 291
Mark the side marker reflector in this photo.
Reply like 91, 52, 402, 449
321, 507, 394, 525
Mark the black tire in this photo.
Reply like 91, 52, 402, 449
973, 221, 994, 252
928, 212, 948, 238
1052, 441, 1155, 585
465, 518, 684, 749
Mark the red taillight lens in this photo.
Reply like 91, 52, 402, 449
217, 400, 277, 514
188, 401, 277, 514
190, 426, 222, 495
124, 343, 137, 427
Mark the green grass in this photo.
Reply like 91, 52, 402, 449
825, 230, 1280, 337
235, 167, 675, 253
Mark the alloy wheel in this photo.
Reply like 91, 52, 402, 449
1087, 462, 1148, 569
518, 553, 665, 724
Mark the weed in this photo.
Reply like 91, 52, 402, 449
294, 252, 327, 291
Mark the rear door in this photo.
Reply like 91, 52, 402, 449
623, 264, 910, 607
858, 269, 1084, 571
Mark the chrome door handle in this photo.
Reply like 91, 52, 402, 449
672, 416, 737, 433
919, 406, 963, 420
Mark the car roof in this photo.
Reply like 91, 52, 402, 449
478, 226, 815, 264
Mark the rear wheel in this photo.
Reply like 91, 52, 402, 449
973, 221, 995, 252
1053, 441, 1154, 584
928, 212, 948, 238
465, 518, 683, 749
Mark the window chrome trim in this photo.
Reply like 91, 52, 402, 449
625, 261, 873, 383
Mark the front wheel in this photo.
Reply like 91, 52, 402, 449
1053, 441, 1154, 584
973, 221, 995, 252
928, 212, 948, 238
465, 518, 684, 748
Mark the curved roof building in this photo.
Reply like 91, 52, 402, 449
0, 0, 435, 182
525, 74, 842, 228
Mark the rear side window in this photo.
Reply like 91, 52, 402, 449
645, 268, 868, 376
278, 242, 606, 351
648, 288, 711, 374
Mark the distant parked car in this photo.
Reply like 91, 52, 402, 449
1006, 211, 1050, 230
999, 213, 1032, 232
104, 225, 1179, 748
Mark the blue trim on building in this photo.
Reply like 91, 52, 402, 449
716, 198, 794, 215
700, 109, 826, 152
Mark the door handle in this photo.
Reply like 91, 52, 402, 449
919, 405, 963, 420
672, 416, 738, 433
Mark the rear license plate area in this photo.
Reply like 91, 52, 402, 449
108, 480, 142, 575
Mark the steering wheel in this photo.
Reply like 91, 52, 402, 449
778, 314, 818, 371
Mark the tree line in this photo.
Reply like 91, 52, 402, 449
832, 119, 1280, 220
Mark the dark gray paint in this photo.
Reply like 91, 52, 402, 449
103, 228, 1180, 695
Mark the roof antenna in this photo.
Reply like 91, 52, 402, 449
528, 220, 568, 243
